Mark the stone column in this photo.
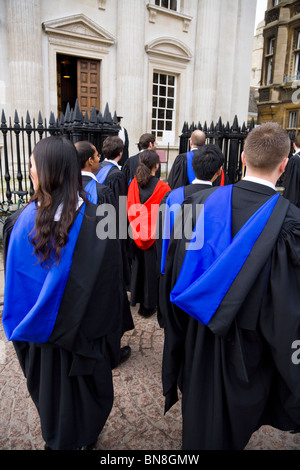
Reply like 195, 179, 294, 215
192, 0, 222, 124
229, 0, 257, 123
116, 0, 145, 155
5, 0, 44, 119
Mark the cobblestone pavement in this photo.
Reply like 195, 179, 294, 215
0, 299, 299, 451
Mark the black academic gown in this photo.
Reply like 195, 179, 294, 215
81, 174, 117, 208
99, 160, 133, 297
283, 153, 300, 208
167, 151, 228, 189
160, 180, 300, 450
3, 201, 124, 450
82, 171, 134, 333
157, 182, 213, 328
129, 177, 161, 312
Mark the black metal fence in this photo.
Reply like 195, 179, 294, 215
0, 100, 119, 205
179, 115, 255, 184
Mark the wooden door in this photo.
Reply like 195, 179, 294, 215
77, 59, 100, 114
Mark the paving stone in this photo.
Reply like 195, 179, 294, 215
0, 303, 299, 451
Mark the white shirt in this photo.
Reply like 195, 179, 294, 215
192, 179, 212, 186
81, 170, 98, 182
104, 158, 122, 170
243, 175, 276, 191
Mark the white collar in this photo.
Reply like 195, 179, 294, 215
54, 193, 84, 221
243, 175, 276, 190
81, 170, 98, 182
192, 179, 212, 186
104, 158, 122, 170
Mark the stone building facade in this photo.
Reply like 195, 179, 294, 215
0, 0, 256, 159
257, 0, 300, 136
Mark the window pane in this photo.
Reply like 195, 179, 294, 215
160, 86, 166, 96
166, 121, 172, 131
168, 87, 174, 97
158, 120, 164, 130
162, 0, 168, 8
158, 109, 165, 119
155, 0, 160, 6
166, 110, 173, 120
152, 109, 157, 119
152, 120, 157, 130
153, 73, 159, 83
167, 98, 174, 109
160, 75, 167, 85
168, 76, 175, 86
159, 97, 166, 108
153, 85, 158, 95
170, 0, 177, 11
152, 97, 158, 107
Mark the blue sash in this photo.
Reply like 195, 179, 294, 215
96, 163, 114, 184
84, 178, 98, 204
186, 151, 196, 184
170, 186, 279, 325
2, 202, 85, 343
161, 186, 185, 274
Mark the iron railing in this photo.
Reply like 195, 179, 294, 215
179, 115, 255, 184
0, 100, 119, 205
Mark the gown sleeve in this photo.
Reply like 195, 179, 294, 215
167, 154, 188, 189
259, 204, 300, 429
283, 156, 300, 208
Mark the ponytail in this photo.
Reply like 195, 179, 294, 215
136, 150, 159, 188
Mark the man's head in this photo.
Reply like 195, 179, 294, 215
102, 136, 124, 161
138, 133, 156, 151
243, 123, 290, 175
192, 145, 224, 182
75, 141, 100, 173
190, 130, 206, 149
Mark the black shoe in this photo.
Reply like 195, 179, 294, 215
119, 346, 131, 365
140, 307, 156, 318
138, 304, 144, 315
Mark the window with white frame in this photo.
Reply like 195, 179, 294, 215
294, 31, 300, 80
265, 37, 275, 85
154, 0, 180, 12
152, 72, 176, 145
288, 111, 299, 130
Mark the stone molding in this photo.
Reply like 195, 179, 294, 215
42, 13, 115, 47
145, 37, 192, 63
146, 3, 192, 32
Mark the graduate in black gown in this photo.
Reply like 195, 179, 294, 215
157, 144, 224, 327
75, 140, 117, 208
122, 133, 161, 187
160, 123, 300, 450
167, 129, 228, 189
2, 136, 124, 450
127, 150, 170, 318
75, 140, 133, 364
283, 132, 300, 208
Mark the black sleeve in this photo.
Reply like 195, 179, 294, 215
167, 154, 188, 189
283, 157, 300, 208
259, 205, 300, 429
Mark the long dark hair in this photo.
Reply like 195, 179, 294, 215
136, 150, 159, 188
30, 136, 86, 266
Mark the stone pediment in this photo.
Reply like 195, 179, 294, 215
43, 14, 115, 46
145, 37, 192, 63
